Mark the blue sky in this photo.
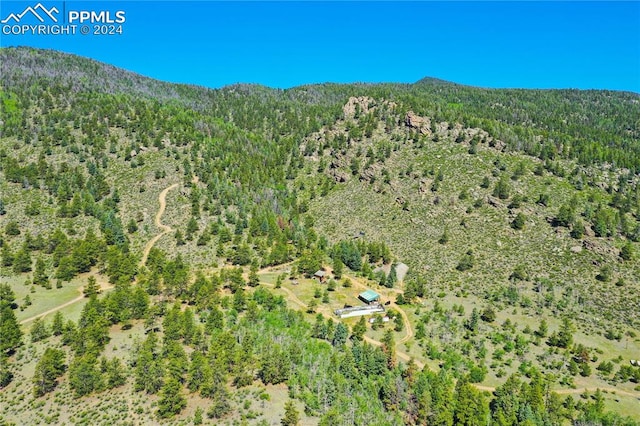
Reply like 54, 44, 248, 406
1, 1, 639, 92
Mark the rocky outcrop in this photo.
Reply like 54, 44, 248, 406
343, 96, 396, 119
405, 111, 432, 135
343, 96, 375, 118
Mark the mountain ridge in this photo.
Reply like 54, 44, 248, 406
0, 46, 639, 425
3, 46, 639, 96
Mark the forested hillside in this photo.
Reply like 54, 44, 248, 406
1, 47, 639, 425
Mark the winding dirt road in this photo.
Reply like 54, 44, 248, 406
19, 274, 113, 325
140, 183, 179, 267
20, 183, 179, 325
341, 273, 414, 344
257, 267, 640, 400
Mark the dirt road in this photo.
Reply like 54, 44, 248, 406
20, 183, 179, 325
139, 183, 179, 267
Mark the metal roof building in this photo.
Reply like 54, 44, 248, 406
358, 289, 381, 304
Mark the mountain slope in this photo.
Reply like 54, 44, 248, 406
0, 47, 639, 425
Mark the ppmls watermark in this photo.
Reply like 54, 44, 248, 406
1, 3, 126, 36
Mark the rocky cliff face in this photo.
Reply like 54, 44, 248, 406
405, 111, 432, 136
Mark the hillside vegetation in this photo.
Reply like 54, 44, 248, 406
1, 47, 639, 425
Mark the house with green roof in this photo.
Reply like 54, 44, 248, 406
358, 289, 380, 305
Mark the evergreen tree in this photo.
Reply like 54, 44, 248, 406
4, 221, 20, 236
394, 314, 404, 332
69, 354, 103, 396
456, 250, 475, 272
511, 213, 526, 230
332, 323, 349, 347
312, 314, 328, 340
157, 376, 186, 418
554, 204, 575, 227
281, 400, 300, 426
332, 257, 344, 279
55, 256, 76, 281
134, 332, 164, 394
381, 329, 396, 369
0, 353, 13, 388
548, 317, 574, 348
493, 175, 511, 200
0, 284, 21, 353
438, 228, 450, 244
203, 365, 231, 419
33, 257, 48, 287
12, 246, 32, 273
620, 242, 634, 261
106, 357, 126, 389
384, 264, 397, 288
536, 319, 548, 338
481, 307, 496, 323
33, 348, 66, 397
84, 276, 99, 298
352, 316, 367, 341
126, 218, 138, 234
51, 312, 64, 336
193, 407, 204, 425
30, 317, 50, 342
454, 377, 490, 425
465, 308, 480, 332
1, 242, 13, 267
248, 269, 260, 287
188, 351, 209, 392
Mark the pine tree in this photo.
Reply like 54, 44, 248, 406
536, 319, 548, 338
481, 307, 496, 323
51, 311, 64, 336
30, 317, 50, 342
56, 256, 76, 281
84, 276, 99, 298
454, 377, 489, 425
394, 315, 404, 332
174, 229, 185, 246
438, 227, 450, 244
0, 285, 21, 353
157, 376, 186, 418
384, 265, 397, 288
33, 257, 49, 287
248, 269, 260, 287
332, 257, 344, 279
12, 246, 32, 273
1, 242, 13, 267
187, 351, 209, 391
312, 314, 327, 340
193, 407, 204, 425
493, 175, 511, 200
332, 323, 349, 347
106, 358, 126, 388
554, 204, 575, 227
465, 308, 480, 332
511, 212, 526, 230
69, 354, 103, 396
620, 242, 634, 261
381, 329, 396, 369
352, 316, 367, 341
281, 400, 300, 426
33, 348, 66, 397
126, 218, 138, 234
135, 332, 164, 394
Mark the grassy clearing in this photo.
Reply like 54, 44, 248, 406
3, 274, 83, 322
